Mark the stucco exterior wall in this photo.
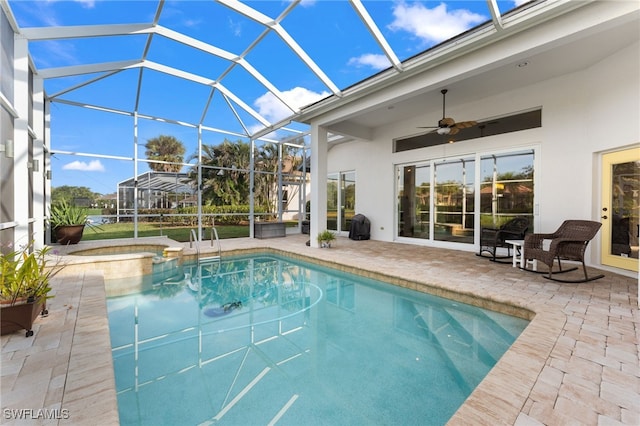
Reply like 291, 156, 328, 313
326, 39, 639, 270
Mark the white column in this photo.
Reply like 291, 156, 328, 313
13, 36, 30, 248
44, 98, 52, 245
197, 124, 203, 239
310, 124, 328, 248
133, 113, 139, 238
249, 139, 255, 238
32, 75, 45, 249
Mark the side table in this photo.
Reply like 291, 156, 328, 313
504, 239, 536, 270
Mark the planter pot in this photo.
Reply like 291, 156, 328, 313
0, 298, 48, 337
55, 224, 85, 245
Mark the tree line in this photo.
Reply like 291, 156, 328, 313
53, 134, 304, 215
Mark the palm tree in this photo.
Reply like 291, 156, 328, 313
188, 139, 251, 205
145, 135, 186, 172
254, 141, 303, 214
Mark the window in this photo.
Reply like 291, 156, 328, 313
394, 109, 541, 153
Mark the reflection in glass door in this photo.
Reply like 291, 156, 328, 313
479, 151, 535, 231
434, 158, 475, 243
396, 149, 535, 246
602, 148, 639, 272
327, 171, 356, 232
397, 164, 430, 239
328, 174, 338, 230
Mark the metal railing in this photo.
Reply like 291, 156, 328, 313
190, 226, 221, 263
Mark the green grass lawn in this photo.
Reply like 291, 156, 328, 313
81, 222, 250, 242
80, 220, 300, 242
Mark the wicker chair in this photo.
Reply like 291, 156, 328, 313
522, 220, 604, 283
477, 217, 529, 262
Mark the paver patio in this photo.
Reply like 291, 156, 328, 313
2, 235, 638, 425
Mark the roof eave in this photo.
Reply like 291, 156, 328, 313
292, 0, 590, 125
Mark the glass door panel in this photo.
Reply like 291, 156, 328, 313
602, 148, 639, 271
341, 172, 356, 232
479, 151, 535, 231
434, 158, 475, 243
397, 165, 430, 239
327, 171, 356, 233
327, 174, 338, 231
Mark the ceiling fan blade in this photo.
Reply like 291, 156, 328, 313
418, 126, 439, 129
448, 127, 460, 135
453, 120, 477, 129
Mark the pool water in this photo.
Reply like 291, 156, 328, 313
106, 254, 529, 426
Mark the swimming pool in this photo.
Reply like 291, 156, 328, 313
106, 253, 529, 426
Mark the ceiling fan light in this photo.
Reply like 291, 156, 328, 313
437, 127, 450, 135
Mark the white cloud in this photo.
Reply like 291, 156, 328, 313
347, 53, 391, 71
254, 87, 330, 123
46, 0, 95, 9
228, 18, 243, 36
36, 40, 79, 67
75, 0, 96, 8
388, 2, 486, 45
513, 0, 531, 6
62, 159, 105, 172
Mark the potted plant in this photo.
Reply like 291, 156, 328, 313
316, 230, 336, 248
48, 200, 95, 244
0, 242, 64, 337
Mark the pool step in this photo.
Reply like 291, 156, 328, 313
409, 303, 474, 394
409, 301, 508, 393
443, 308, 524, 362
441, 309, 504, 363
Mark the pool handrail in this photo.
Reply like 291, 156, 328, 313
211, 226, 222, 258
190, 227, 221, 263
189, 229, 200, 260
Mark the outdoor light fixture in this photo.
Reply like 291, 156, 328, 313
0, 139, 14, 158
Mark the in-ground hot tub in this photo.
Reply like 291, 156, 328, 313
54, 239, 185, 295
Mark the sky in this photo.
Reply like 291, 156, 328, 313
8, 0, 528, 196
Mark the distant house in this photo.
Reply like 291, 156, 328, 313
117, 172, 196, 216
96, 193, 117, 209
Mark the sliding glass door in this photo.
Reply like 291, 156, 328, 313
397, 149, 534, 245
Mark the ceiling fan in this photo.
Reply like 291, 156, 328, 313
419, 89, 477, 135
